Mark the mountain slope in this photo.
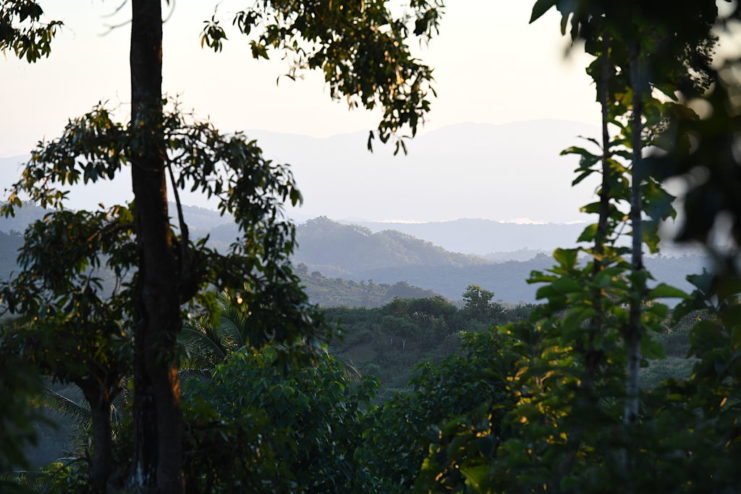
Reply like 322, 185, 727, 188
350, 219, 587, 256
291, 217, 488, 277
340, 254, 709, 303
297, 264, 440, 308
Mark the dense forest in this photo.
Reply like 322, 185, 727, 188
2, 1, 741, 494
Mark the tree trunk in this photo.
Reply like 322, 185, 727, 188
625, 43, 644, 427
555, 43, 613, 487
80, 383, 113, 493
590, 39, 613, 371
130, 1, 184, 492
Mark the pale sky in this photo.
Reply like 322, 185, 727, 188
1, 1, 599, 157
1, 1, 612, 223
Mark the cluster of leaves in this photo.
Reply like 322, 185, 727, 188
8, 460, 91, 494
0, 0, 60, 62
0, 207, 135, 386
201, 0, 443, 153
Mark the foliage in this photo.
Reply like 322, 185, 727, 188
390, 3, 730, 492
0, 0, 60, 62
0, 207, 134, 389
0, 329, 45, 475
9, 460, 91, 494
181, 345, 376, 493
326, 289, 533, 396
201, 0, 443, 153
359, 329, 516, 493
461, 285, 504, 323
297, 263, 440, 308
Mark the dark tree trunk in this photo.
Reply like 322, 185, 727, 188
130, 1, 184, 492
80, 383, 114, 493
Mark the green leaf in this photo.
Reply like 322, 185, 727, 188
553, 248, 578, 269
577, 223, 598, 243
461, 464, 489, 492
529, 0, 557, 23
650, 283, 689, 300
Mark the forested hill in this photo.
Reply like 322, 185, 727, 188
297, 264, 440, 308
339, 253, 709, 303
0, 226, 441, 309
291, 217, 488, 277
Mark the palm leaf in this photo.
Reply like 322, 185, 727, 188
179, 324, 227, 365
42, 387, 90, 426
217, 293, 249, 349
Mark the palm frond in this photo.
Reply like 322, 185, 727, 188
217, 294, 249, 348
179, 324, 227, 365
42, 387, 90, 426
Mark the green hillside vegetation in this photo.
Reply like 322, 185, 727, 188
297, 264, 440, 308
326, 286, 535, 397
292, 217, 488, 277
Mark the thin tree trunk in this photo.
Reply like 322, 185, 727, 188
625, 43, 644, 427
130, 1, 184, 492
587, 35, 613, 374
80, 383, 113, 493
555, 43, 612, 487
593, 39, 612, 311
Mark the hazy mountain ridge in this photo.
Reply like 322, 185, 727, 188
337, 254, 709, 303
347, 219, 588, 256
0, 206, 709, 305
2, 120, 599, 223
292, 217, 488, 277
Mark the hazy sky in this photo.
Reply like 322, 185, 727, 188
1, 1, 605, 223
1, 1, 599, 155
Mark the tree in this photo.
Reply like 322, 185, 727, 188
2, 1, 442, 491
0, 207, 135, 491
359, 329, 515, 493
405, 3, 726, 492
182, 344, 375, 493
461, 285, 503, 322
2, 102, 324, 491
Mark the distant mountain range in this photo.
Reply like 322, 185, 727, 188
290, 218, 708, 303
347, 219, 587, 256
1, 119, 600, 223
0, 206, 709, 305
246, 120, 600, 224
